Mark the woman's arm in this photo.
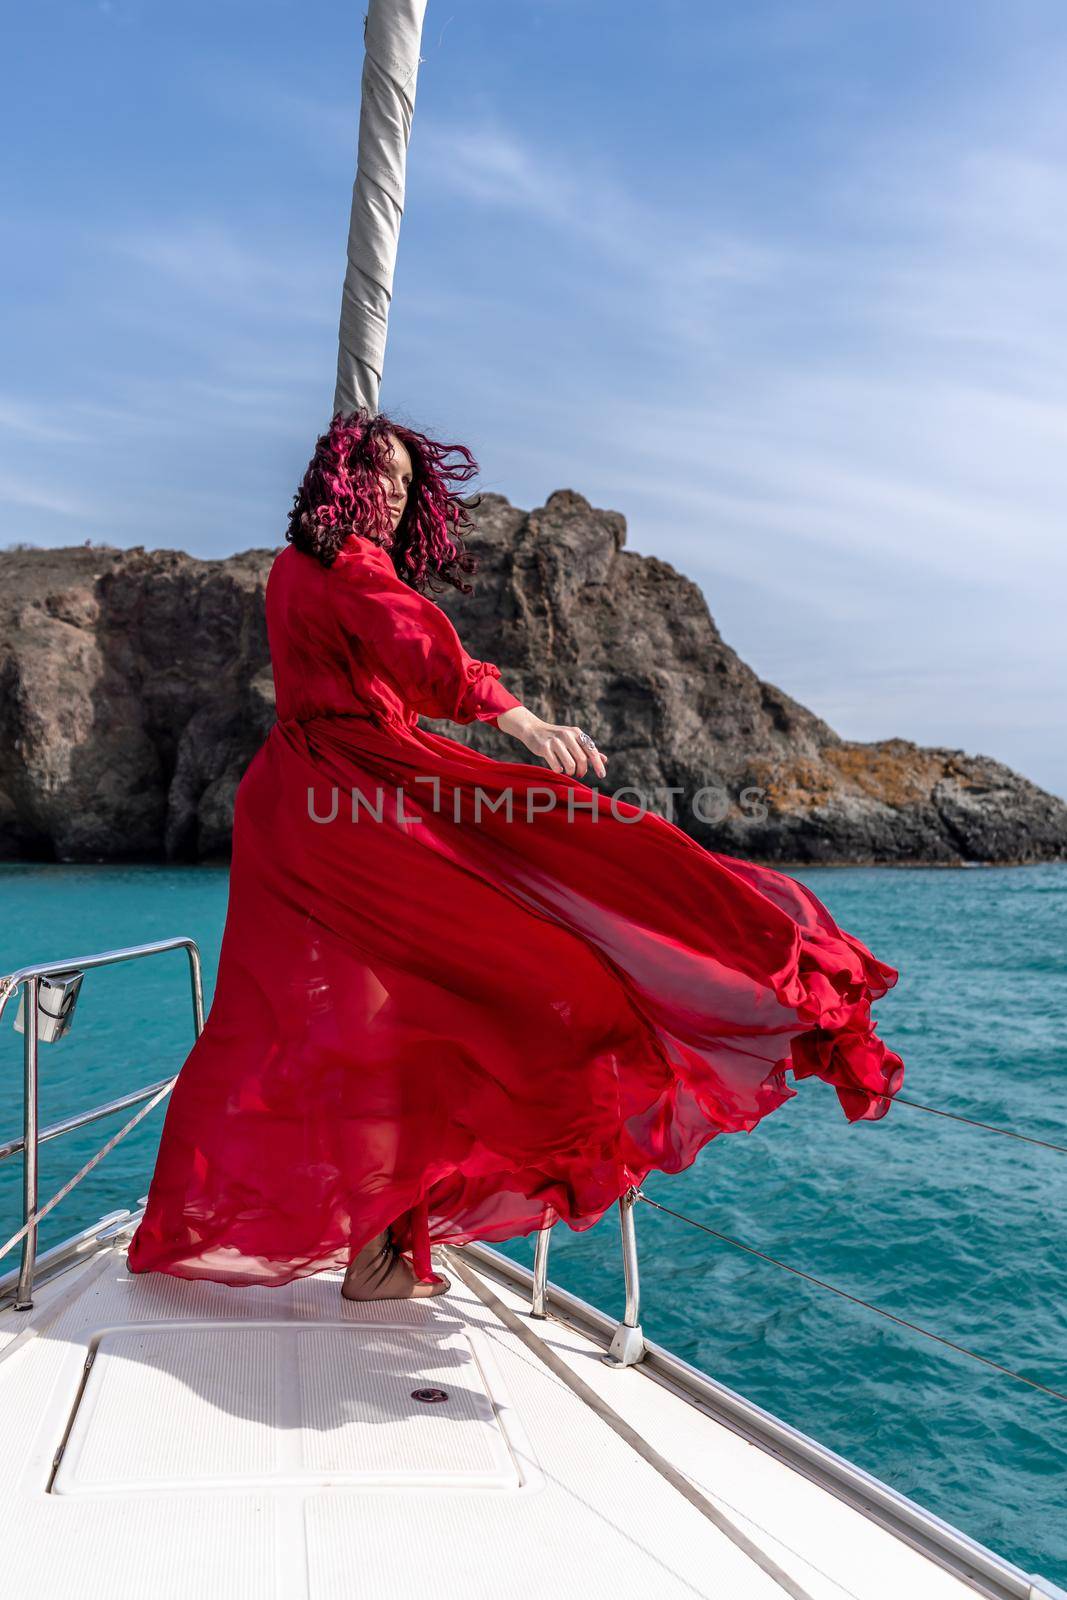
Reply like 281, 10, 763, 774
336, 540, 608, 777
496, 705, 608, 780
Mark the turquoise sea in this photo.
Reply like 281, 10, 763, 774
1, 861, 1065, 1585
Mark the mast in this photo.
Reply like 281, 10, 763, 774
333, 0, 430, 419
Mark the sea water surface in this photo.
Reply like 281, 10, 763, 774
1, 861, 1065, 1585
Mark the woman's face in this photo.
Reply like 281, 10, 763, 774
378, 433, 413, 532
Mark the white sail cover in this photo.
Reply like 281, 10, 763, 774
334, 0, 429, 418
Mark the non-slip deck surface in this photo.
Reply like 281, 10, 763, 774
0, 1233, 984, 1600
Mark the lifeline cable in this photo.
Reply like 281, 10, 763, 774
0, 1080, 174, 1265
444, 1245, 819, 1600
893, 1096, 1067, 1155
636, 1193, 1067, 1406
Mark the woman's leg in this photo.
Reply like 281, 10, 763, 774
340, 1204, 450, 1300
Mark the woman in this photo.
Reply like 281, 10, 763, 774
126, 409, 904, 1301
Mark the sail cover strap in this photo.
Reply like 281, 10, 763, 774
334, 0, 429, 418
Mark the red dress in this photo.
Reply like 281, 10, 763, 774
126, 531, 904, 1286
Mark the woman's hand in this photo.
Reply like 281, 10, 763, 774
496, 706, 608, 780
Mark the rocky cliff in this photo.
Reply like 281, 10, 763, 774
1, 490, 1064, 864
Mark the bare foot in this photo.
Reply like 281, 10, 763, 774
341, 1228, 451, 1301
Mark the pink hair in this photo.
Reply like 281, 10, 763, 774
285, 407, 484, 594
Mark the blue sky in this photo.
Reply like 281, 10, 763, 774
3, 0, 1066, 797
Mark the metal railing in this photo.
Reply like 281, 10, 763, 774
0, 937, 204, 1311
532, 1182, 646, 1366
529, 1093, 1067, 1396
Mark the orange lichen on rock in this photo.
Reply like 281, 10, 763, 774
745, 757, 839, 814
823, 741, 946, 807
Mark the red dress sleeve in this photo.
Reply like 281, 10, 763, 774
336, 538, 524, 726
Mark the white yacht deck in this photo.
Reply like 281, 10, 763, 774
0, 1218, 1046, 1600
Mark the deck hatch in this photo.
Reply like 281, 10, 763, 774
51, 1322, 526, 1495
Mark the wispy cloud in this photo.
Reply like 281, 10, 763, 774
106, 220, 338, 324
317, 108, 778, 391
417, 118, 784, 314
195, 73, 357, 168
0, 472, 91, 517
0, 398, 89, 445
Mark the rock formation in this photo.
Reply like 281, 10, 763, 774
1, 491, 1064, 865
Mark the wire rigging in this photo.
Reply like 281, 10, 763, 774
635, 1192, 1067, 1407
892, 1096, 1067, 1154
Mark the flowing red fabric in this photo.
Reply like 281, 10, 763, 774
126, 532, 904, 1287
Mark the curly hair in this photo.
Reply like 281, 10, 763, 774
284, 407, 485, 595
